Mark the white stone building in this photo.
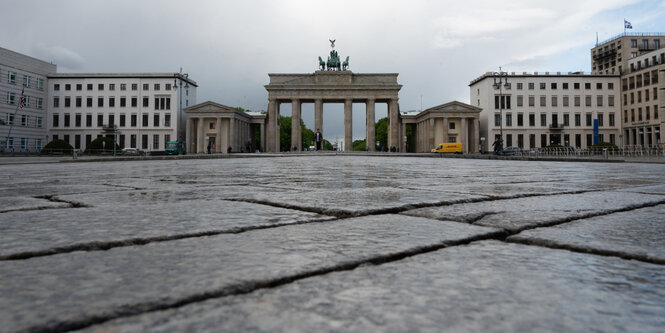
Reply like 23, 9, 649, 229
47, 73, 197, 151
0, 47, 56, 152
469, 72, 621, 152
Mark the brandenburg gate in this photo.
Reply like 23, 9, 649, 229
264, 41, 402, 152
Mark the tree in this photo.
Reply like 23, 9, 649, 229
352, 139, 367, 151
375, 117, 388, 149
322, 139, 333, 150
41, 139, 73, 154
84, 137, 120, 154
279, 115, 316, 151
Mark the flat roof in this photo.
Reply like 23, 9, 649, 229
47, 72, 198, 87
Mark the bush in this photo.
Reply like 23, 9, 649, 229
40, 139, 73, 155
84, 137, 120, 154
589, 142, 618, 152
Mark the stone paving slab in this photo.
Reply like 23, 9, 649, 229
79, 241, 665, 333
402, 191, 665, 232
617, 183, 665, 195
0, 215, 502, 333
508, 204, 665, 263
0, 196, 69, 212
0, 199, 333, 259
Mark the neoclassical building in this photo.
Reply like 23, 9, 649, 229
184, 101, 265, 153
402, 101, 481, 153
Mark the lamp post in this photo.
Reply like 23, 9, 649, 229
493, 67, 509, 154
174, 69, 189, 154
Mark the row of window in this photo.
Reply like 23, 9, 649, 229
6, 72, 45, 90
4, 137, 43, 150
5, 93, 44, 109
622, 70, 659, 90
51, 133, 171, 150
511, 82, 614, 91
493, 112, 616, 128
495, 133, 617, 149
53, 82, 175, 92
494, 94, 617, 109
53, 96, 171, 110
52, 113, 172, 128
2, 113, 44, 128
624, 105, 660, 122
629, 53, 664, 73
623, 88, 659, 105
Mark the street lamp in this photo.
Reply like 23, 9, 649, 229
493, 67, 509, 154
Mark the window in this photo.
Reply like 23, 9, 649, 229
87, 97, 92, 107
540, 114, 546, 126
143, 97, 149, 107
64, 97, 71, 108
36, 139, 42, 150
120, 114, 126, 127
574, 83, 580, 89
638, 108, 642, 121
52, 114, 59, 127
108, 114, 115, 126
86, 135, 92, 147
516, 83, 523, 90
166, 83, 171, 90
563, 83, 569, 89
21, 114, 29, 126
37, 97, 43, 109
585, 83, 591, 89
539, 82, 545, 89
153, 135, 159, 149
120, 97, 126, 107
540, 96, 546, 107
76, 84, 82, 91
21, 138, 28, 150
75, 114, 81, 127
551, 96, 557, 107
596, 83, 602, 89
646, 89, 650, 102
517, 113, 523, 126
631, 39, 637, 48
142, 135, 148, 149
97, 114, 103, 126
551, 82, 557, 89
64, 114, 70, 127
575, 114, 581, 126
53, 96, 59, 107
142, 114, 148, 127
54, 83, 60, 91
586, 113, 592, 126
76, 96, 82, 107
563, 96, 569, 107
598, 114, 604, 127
131, 114, 137, 127
655, 40, 661, 49
585, 95, 591, 107
608, 95, 614, 107
449, 122, 455, 130
563, 114, 569, 126
541, 134, 547, 147
506, 113, 512, 126
65, 83, 71, 91
154, 84, 160, 91
528, 95, 535, 107
494, 114, 501, 126
165, 114, 171, 127
7, 92, 16, 105
109, 97, 115, 107
131, 83, 138, 91
154, 114, 160, 127
528, 82, 534, 90
209, 121, 215, 130
517, 95, 523, 107
109, 84, 115, 91
86, 114, 92, 127
87, 83, 93, 91
8, 71, 16, 84
37, 78, 44, 90
131, 97, 137, 107
36, 116, 42, 128
23, 75, 31, 87
98, 84, 104, 91
98, 97, 104, 107
494, 95, 510, 109
597, 95, 603, 107
143, 83, 149, 91
609, 113, 615, 126
121, 84, 127, 91
528, 114, 535, 126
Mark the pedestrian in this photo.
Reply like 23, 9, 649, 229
207, 142, 211, 154
315, 129, 322, 151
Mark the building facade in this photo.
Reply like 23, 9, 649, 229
591, 33, 665, 75
47, 73, 197, 151
470, 72, 621, 152
0, 47, 56, 151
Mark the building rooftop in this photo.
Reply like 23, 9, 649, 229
469, 71, 620, 86
47, 72, 198, 87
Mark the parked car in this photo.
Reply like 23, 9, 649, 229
121, 148, 140, 155
502, 146, 521, 156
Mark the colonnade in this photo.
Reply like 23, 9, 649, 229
186, 115, 264, 153
625, 125, 662, 147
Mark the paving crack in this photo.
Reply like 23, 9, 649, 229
22, 229, 507, 333
0, 196, 91, 214
33, 195, 91, 208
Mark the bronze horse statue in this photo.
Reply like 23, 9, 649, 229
342, 56, 349, 70
318, 57, 326, 70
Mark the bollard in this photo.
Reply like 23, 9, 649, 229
73, 149, 77, 160
603, 148, 608, 160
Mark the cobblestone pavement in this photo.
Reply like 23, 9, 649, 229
1, 156, 664, 333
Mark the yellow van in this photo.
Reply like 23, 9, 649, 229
431, 142, 463, 154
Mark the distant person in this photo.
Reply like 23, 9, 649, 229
315, 129, 322, 151
207, 142, 211, 154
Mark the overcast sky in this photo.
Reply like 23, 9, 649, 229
2, 0, 664, 141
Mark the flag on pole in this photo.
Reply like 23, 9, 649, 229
19, 87, 25, 109
624, 20, 633, 29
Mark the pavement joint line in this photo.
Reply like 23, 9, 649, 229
0, 196, 91, 214
23, 229, 507, 333
0, 215, 340, 261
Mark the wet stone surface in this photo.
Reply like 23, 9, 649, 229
80, 241, 665, 333
0, 156, 664, 332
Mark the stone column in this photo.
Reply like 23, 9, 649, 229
429, 118, 435, 150
260, 122, 265, 152
462, 118, 469, 154
186, 117, 192, 153
388, 99, 399, 150
442, 117, 449, 144
366, 98, 375, 151
266, 99, 278, 152
344, 98, 353, 151
197, 118, 204, 153
229, 117, 235, 153
315, 99, 323, 139
216, 117, 222, 153
473, 119, 480, 153
291, 99, 301, 151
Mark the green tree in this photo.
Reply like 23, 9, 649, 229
322, 139, 333, 150
375, 117, 388, 149
84, 137, 120, 154
279, 115, 316, 151
40, 139, 73, 154
352, 139, 367, 151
